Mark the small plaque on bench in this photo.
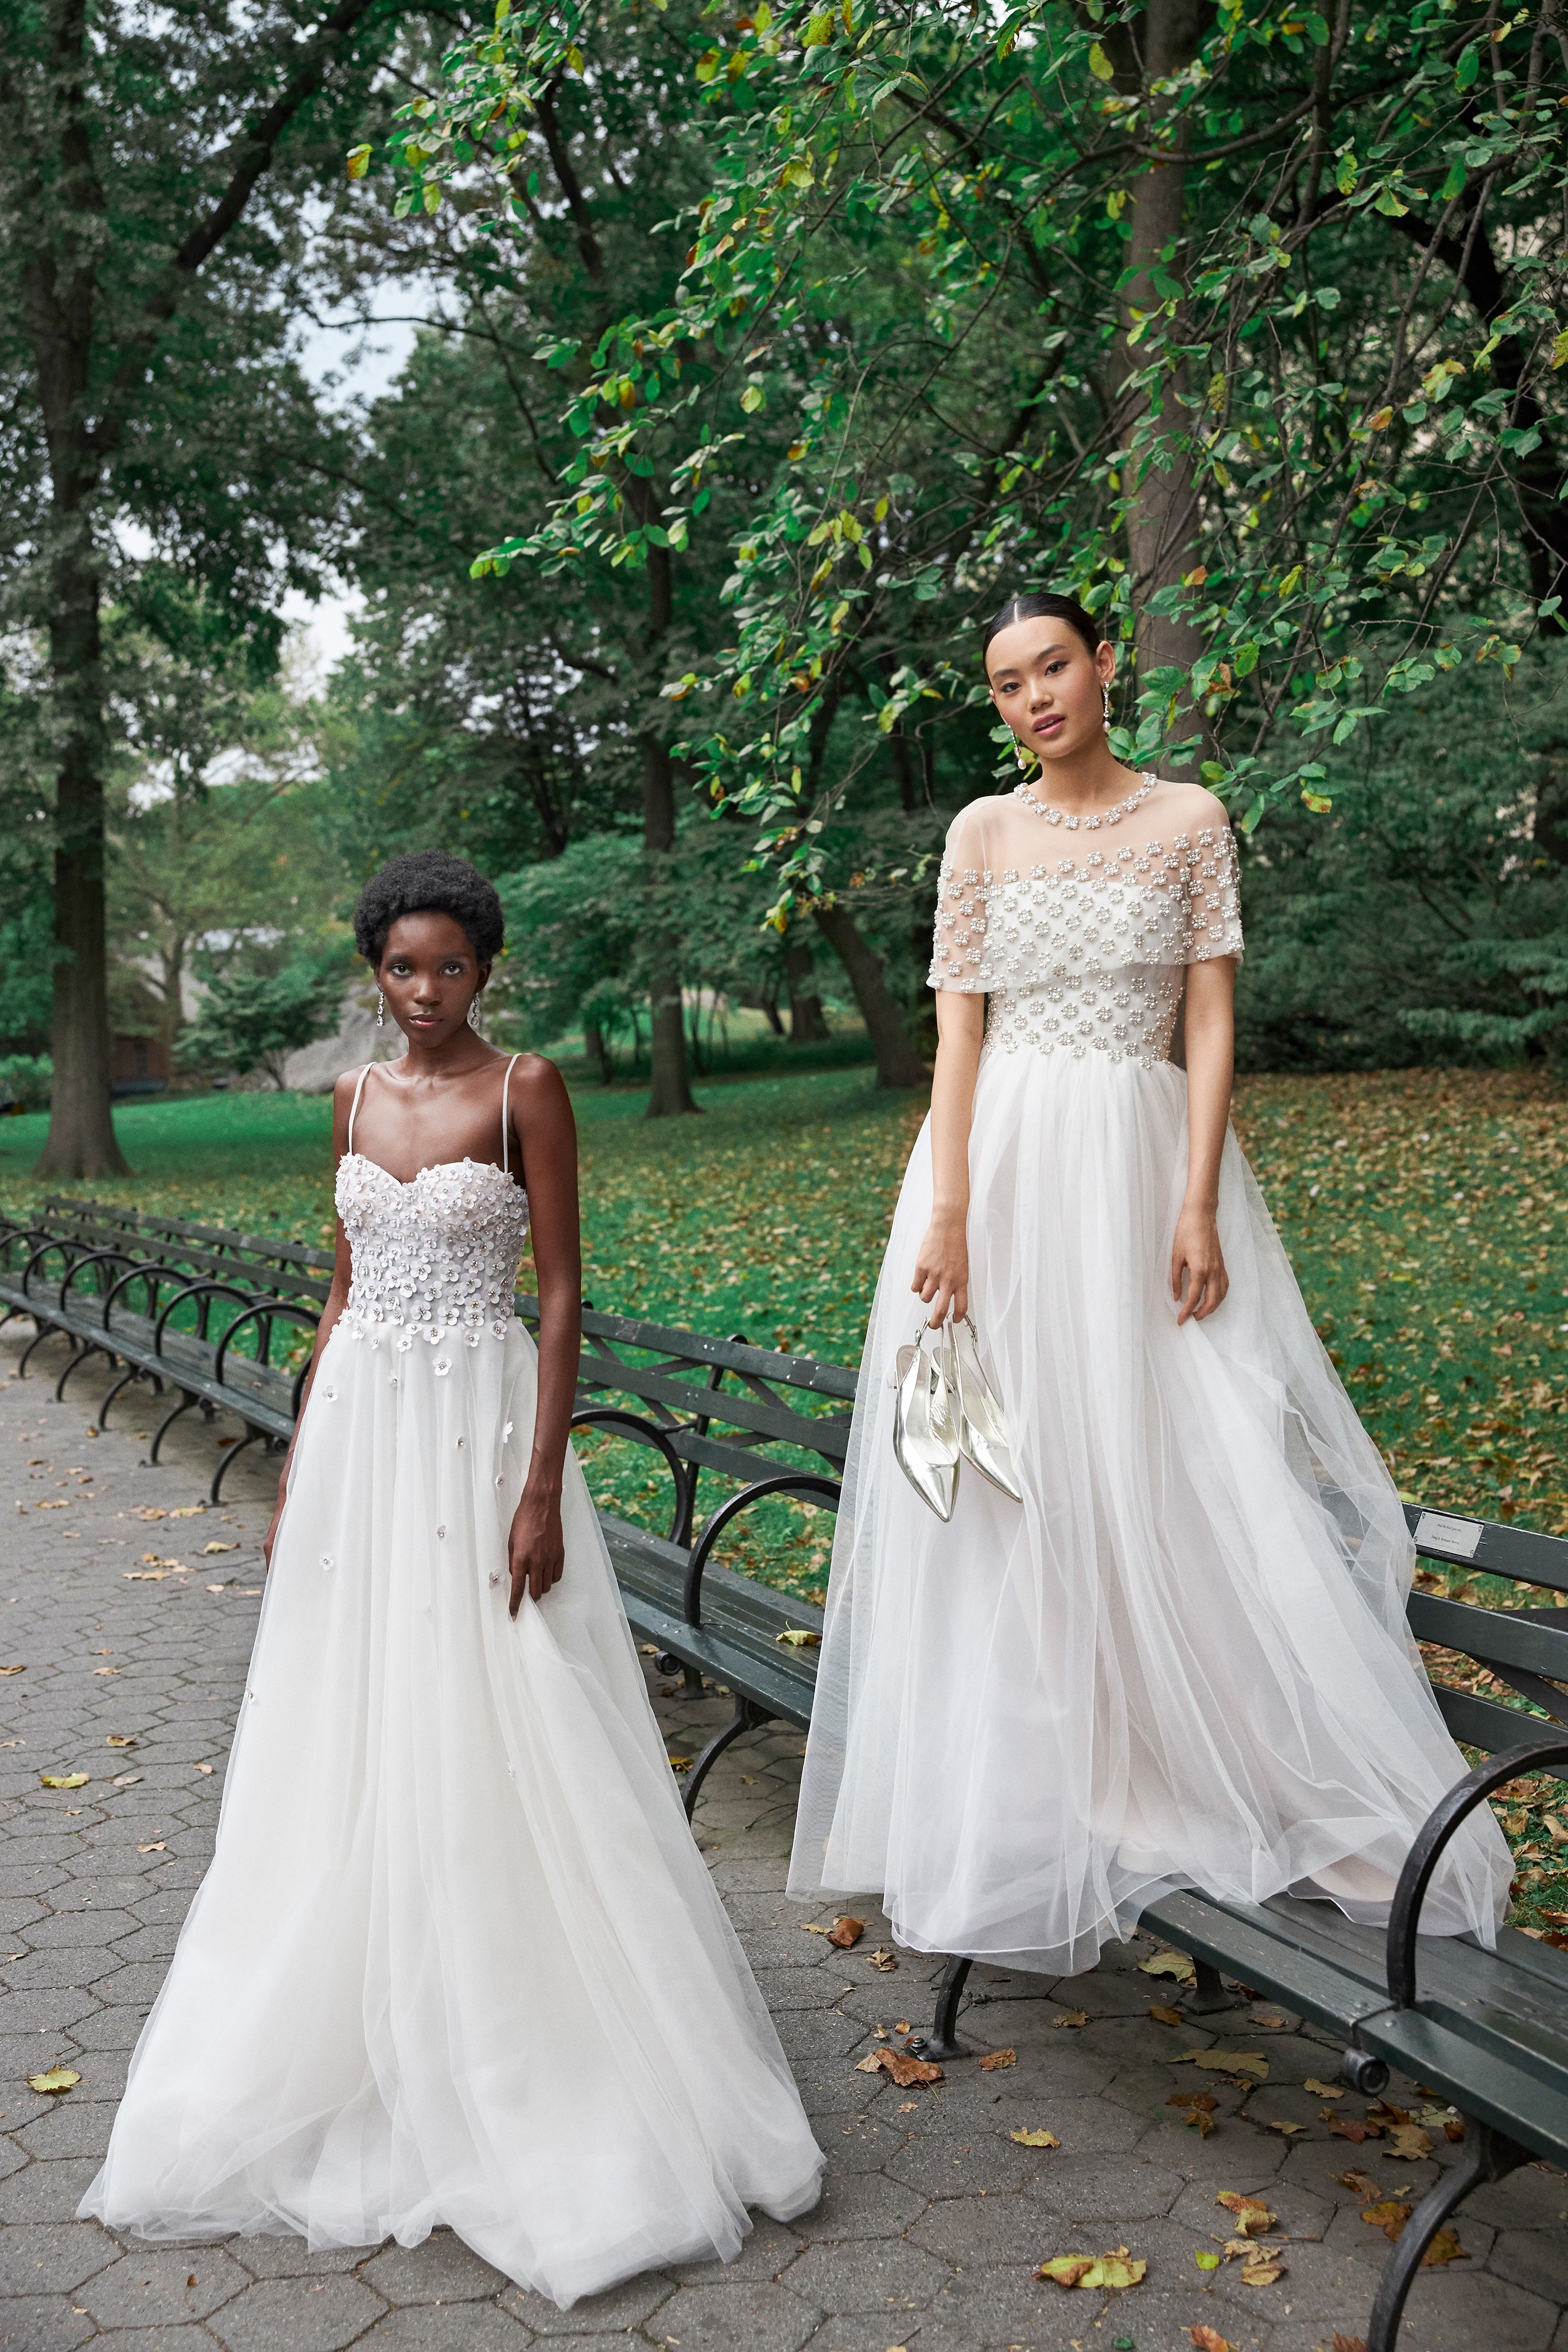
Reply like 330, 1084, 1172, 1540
1414, 1510, 1484, 1561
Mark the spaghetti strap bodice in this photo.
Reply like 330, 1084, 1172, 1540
336, 1057, 529, 1347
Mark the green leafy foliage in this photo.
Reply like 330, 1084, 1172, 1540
176, 963, 348, 1090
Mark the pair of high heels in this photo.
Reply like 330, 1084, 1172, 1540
891, 1313, 1022, 1522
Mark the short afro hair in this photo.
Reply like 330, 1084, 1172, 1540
353, 851, 506, 968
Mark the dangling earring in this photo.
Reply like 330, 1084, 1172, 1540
376, 991, 385, 1028
1102, 680, 1112, 727
468, 994, 482, 1031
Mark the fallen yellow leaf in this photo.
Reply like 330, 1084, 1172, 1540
666, 1756, 693, 1773
868, 1946, 898, 1971
1174, 2048, 1269, 2080
855, 2046, 942, 2087
1217, 2193, 1276, 2237
1148, 2004, 1183, 2027
1265, 2120, 1306, 2136
1189, 2327, 1233, 2351
106, 1736, 134, 1748
1305, 2077, 1344, 2098
1138, 1951, 1196, 1982
775, 1628, 820, 1647
1010, 2127, 1060, 2147
40, 1773, 88, 1790
979, 2048, 1016, 2071
1381, 2124, 1434, 2161
1052, 2008, 1088, 2028
1037, 2246, 1146, 2291
0, 1665, 24, 1676
28, 2067, 80, 2094
1239, 2254, 1287, 2287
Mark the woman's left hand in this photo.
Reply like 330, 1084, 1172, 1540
508, 1481, 565, 1616
1171, 1203, 1229, 1324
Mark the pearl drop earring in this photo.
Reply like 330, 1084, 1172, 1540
376, 992, 385, 1028
1102, 680, 1112, 727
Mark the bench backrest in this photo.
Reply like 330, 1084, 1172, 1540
1403, 1503, 1568, 1761
25, 1196, 332, 1305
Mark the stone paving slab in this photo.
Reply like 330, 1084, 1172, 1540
2, 1318, 1565, 2352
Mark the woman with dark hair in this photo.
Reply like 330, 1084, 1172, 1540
790, 595, 1508, 1975
84, 849, 823, 2301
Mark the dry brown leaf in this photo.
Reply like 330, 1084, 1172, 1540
134, 1508, 167, 1520
27, 2067, 80, 2094
868, 1947, 898, 1971
1444, 2118, 1464, 2143
35, 1499, 67, 1509
1010, 2127, 1060, 2147
1251, 2009, 1290, 2029
893, 2020, 911, 2034
1334, 2167, 1380, 2198
137, 1842, 166, 1854
1174, 2049, 1269, 2080
1148, 2004, 1183, 2027
1239, 2254, 1287, 2287
195, 1761, 213, 1774
1139, 1950, 1196, 1982
1052, 2008, 1088, 2029
979, 2048, 1017, 2071
1326, 2113, 1382, 2141
1216, 2192, 1276, 2236
666, 1756, 693, 1774
1169, 2091, 1218, 2111
855, 2046, 942, 2089
105, 1736, 134, 1748
1185, 2108, 1217, 2136
1189, 2328, 1234, 2352
1360, 2201, 1467, 2264
1036, 2246, 1146, 2292
827, 1916, 864, 1950
91, 1666, 119, 1676
1265, 2120, 1307, 2136
1305, 2077, 1344, 2098
1369, 2097, 1412, 2125
202, 1541, 239, 1554
1381, 2124, 1434, 2161
1332, 2335, 1369, 2352
0, 1664, 24, 1676
110, 1772, 141, 1787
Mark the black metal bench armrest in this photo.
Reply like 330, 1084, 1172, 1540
570, 1408, 690, 1544
1386, 1729, 1568, 2009
682, 1470, 840, 1629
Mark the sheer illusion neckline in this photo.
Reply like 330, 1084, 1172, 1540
344, 1055, 523, 1190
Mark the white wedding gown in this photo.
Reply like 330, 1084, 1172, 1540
83, 1062, 822, 2304
789, 786, 1510, 1975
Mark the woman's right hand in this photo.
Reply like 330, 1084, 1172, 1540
913, 1209, 969, 1328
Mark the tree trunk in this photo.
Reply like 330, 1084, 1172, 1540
1113, 0, 1208, 704
642, 725, 698, 1119
783, 936, 828, 1042
812, 903, 927, 1088
758, 985, 785, 1038
583, 1018, 614, 1082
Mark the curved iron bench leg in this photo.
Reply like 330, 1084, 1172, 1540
98, 1367, 148, 1425
56, 1342, 110, 1402
908, 1953, 975, 2062
681, 1695, 771, 1820
17, 1321, 60, 1376
149, 1393, 199, 1462
1367, 2116, 1530, 2352
211, 1428, 267, 1505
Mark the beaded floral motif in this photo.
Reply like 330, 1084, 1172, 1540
928, 822, 1243, 1072
336, 1155, 530, 1342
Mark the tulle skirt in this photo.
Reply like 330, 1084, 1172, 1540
789, 1045, 1511, 1974
81, 1317, 823, 2305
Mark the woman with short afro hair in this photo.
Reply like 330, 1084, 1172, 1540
84, 849, 824, 2301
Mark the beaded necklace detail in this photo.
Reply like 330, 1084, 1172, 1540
1012, 771, 1158, 832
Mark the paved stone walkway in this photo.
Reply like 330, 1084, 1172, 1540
1, 1319, 1565, 2352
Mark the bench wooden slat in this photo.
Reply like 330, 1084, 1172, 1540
1409, 1588, 1568, 1684
1408, 1500, 1568, 1595
577, 1354, 851, 1459
1429, 1679, 1568, 1761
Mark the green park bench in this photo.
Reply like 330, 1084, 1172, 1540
2, 1200, 1566, 2346
0, 1195, 331, 1500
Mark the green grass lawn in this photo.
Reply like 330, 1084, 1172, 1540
5, 1062, 1567, 1927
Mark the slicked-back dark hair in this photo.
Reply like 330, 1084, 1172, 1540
352, 850, 506, 968
981, 592, 1102, 665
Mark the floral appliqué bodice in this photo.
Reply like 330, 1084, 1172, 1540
927, 791, 1243, 1069
336, 1155, 530, 1346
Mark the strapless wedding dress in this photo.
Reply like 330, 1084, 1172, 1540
790, 788, 1511, 1975
83, 1069, 822, 2305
